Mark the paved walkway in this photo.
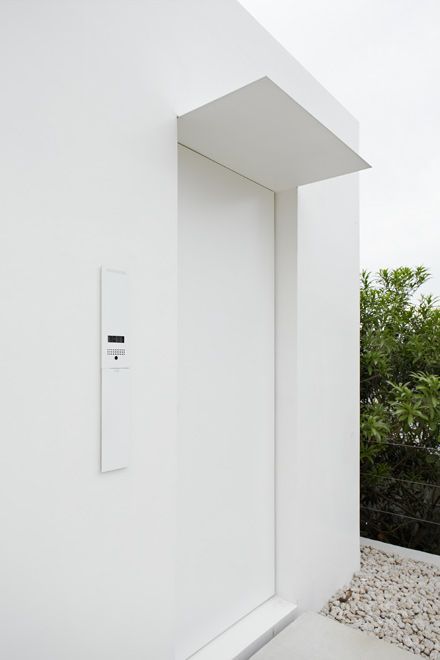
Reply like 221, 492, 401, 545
252, 612, 414, 660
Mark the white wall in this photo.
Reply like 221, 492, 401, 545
0, 4, 178, 658
0, 1, 362, 657
275, 176, 360, 611
295, 174, 360, 609
275, 188, 299, 603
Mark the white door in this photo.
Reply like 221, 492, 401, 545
177, 146, 275, 659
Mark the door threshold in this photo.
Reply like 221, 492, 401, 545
187, 596, 297, 660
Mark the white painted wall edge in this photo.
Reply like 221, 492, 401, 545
360, 537, 440, 568
187, 597, 297, 660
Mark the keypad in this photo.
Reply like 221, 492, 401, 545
107, 348, 126, 356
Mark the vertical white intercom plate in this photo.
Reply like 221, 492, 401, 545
101, 268, 130, 472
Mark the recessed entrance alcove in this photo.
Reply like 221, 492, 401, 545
176, 76, 369, 660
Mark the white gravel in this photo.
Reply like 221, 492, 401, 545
321, 545, 440, 659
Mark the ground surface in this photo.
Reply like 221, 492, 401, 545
321, 545, 440, 659
252, 611, 414, 659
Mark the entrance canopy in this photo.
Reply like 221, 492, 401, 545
178, 77, 369, 192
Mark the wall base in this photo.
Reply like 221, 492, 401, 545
187, 596, 297, 660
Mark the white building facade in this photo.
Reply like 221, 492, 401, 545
0, 1, 368, 658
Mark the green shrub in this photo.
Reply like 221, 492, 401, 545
360, 267, 440, 553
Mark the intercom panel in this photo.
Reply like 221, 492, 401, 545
101, 267, 130, 472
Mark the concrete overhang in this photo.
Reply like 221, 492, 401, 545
177, 77, 370, 192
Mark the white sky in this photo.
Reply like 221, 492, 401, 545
240, 0, 440, 298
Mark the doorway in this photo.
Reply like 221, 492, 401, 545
177, 145, 275, 659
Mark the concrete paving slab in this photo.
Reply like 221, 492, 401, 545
252, 612, 415, 660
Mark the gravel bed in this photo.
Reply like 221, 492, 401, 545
321, 545, 440, 658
